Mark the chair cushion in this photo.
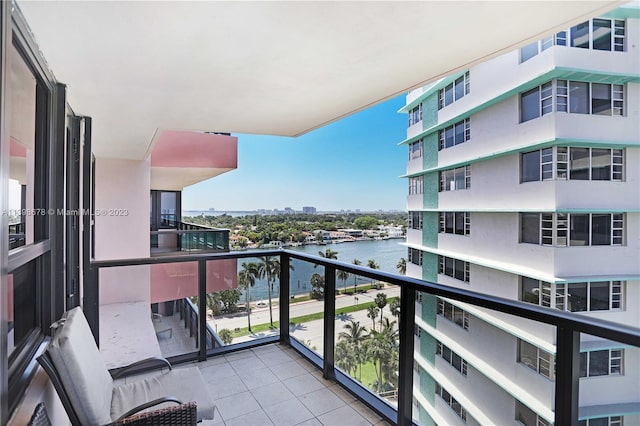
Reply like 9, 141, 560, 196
111, 366, 215, 422
47, 307, 114, 425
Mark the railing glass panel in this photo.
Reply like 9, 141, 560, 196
288, 257, 324, 357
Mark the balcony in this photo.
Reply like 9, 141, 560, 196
87, 250, 640, 425
151, 219, 230, 256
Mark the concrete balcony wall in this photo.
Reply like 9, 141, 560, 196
407, 193, 423, 211
95, 158, 151, 304
406, 228, 422, 246
407, 120, 424, 140
407, 156, 423, 175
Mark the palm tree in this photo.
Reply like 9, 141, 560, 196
367, 259, 380, 288
315, 248, 338, 268
369, 318, 399, 393
338, 320, 368, 347
335, 341, 357, 376
310, 273, 325, 299
396, 257, 407, 275
259, 256, 278, 327
367, 305, 379, 331
238, 262, 260, 332
375, 293, 388, 329
352, 259, 362, 293
389, 298, 400, 320
337, 269, 350, 294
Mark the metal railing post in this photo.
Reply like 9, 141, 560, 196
554, 326, 580, 426
279, 252, 290, 344
198, 260, 207, 361
323, 265, 336, 380
397, 286, 416, 426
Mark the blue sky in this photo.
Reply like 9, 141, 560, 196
182, 95, 408, 212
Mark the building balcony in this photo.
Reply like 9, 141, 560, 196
58, 250, 639, 426
151, 221, 230, 256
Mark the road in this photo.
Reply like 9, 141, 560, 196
208, 285, 401, 350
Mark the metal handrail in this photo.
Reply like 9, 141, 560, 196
89, 249, 640, 426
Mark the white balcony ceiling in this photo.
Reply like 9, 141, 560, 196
18, 1, 622, 160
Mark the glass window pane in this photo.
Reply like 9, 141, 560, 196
592, 83, 612, 115
591, 214, 611, 245
445, 212, 454, 233
8, 260, 38, 357
570, 148, 590, 180
588, 351, 609, 376
579, 352, 588, 377
445, 257, 454, 276
454, 260, 465, 281
445, 127, 454, 148
570, 214, 590, 246
455, 76, 464, 100
591, 149, 611, 180
454, 212, 465, 235
521, 42, 539, 62
454, 122, 465, 145
593, 19, 612, 51
521, 213, 540, 244
571, 21, 590, 48
568, 283, 588, 312
569, 82, 589, 114
521, 277, 540, 304
522, 151, 541, 182
454, 167, 465, 190
589, 282, 610, 311
444, 84, 454, 106
521, 88, 540, 122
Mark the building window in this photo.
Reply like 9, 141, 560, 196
408, 103, 423, 126
520, 277, 552, 307
408, 248, 423, 266
438, 118, 470, 150
580, 349, 623, 377
436, 340, 468, 376
516, 400, 551, 426
438, 256, 470, 283
409, 139, 423, 160
439, 165, 470, 191
414, 324, 422, 338
438, 71, 470, 109
520, 213, 624, 246
520, 18, 625, 62
579, 416, 623, 426
521, 80, 624, 122
435, 383, 467, 422
521, 147, 624, 182
437, 299, 470, 330
416, 292, 423, 303
556, 281, 623, 312
409, 176, 424, 195
518, 339, 555, 380
409, 211, 423, 230
439, 212, 470, 235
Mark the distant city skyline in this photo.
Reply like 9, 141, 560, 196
182, 95, 407, 211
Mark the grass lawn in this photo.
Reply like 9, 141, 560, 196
226, 296, 399, 338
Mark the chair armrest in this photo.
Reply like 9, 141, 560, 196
110, 357, 172, 379
109, 401, 197, 426
113, 397, 182, 422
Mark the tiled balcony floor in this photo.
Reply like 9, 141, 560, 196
195, 343, 390, 426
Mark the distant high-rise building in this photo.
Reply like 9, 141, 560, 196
302, 206, 317, 214
401, 8, 639, 426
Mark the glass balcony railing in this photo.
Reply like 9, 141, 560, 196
88, 250, 640, 426
9, 222, 25, 250
150, 221, 229, 255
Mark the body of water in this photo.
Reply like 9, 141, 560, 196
237, 239, 406, 301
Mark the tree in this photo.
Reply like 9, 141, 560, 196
238, 262, 260, 332
352, 259, 362, 293
259, 256, 278, 327
310, 273, 325, 299
218, 329, 233, 345
396, 257, 407, 275
205, 292, 222, 316
354, 215, 379, 230
315, 248, 338, 268
338, 320, 368, 347
375, 293, 388, 329
219, 288, 241, 313
367, 305, 380, 330
369, 318, 399, 393
389, 298, 401, 320
337, 269, 350, 293
367, 259, 380, 288
335, 341, 357, 376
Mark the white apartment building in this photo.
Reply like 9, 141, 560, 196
401, 6, 640, 426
